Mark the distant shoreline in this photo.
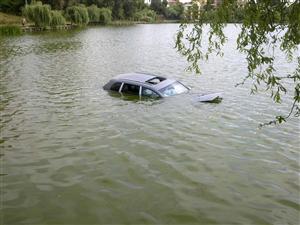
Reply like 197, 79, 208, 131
0, 12, 181, 35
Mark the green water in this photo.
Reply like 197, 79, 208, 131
1, 24, 299, 224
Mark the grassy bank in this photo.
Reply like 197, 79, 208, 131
0, 25, 22, 35
0, 13, 23, 36
0, 12, 22, 25
0, 12, 178, 36
108, 20, 136, 26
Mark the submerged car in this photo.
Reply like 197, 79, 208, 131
103, 72, 222, 102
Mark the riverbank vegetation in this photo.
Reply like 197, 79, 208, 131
23, 2, 52, 27
0, 0, 186, 26
50, 10, 66, 27
65, 5, 89, 25
87, 5, 112, 25
0, 25, 22, 35
0, 13, 23, 36
0, 0, 249, 30
0, 12, 22, 24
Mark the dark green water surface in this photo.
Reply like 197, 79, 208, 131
0, 24, 299, 224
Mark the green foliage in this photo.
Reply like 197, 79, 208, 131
123, 0, 137, 19
0, 0, 24, 13
184, 2, 200, 21
23, 2, 66, 28
0, 12, 22, 25
203, 0, 215, 12
44, 0, 66, 10
129, 0, 147, 19
112, 0, 125, 19
150, 0, 166, 15
87, 4, 100, 22
1, 0, 148, 21
50, 10, 66, 27
165, 1, 184, 20
187, 0, 244, 23
66, 4, 89, 25
111, 0, 145, 20
99, 8, 112, 25
23, 1, 52, 27
133, 8, 157, 22
162, 0, 168, 8
87, 5, 111, 24
176, 0, 300, 125
0, 25, 22, 36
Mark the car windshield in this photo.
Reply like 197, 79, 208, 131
159, 81, 189, 97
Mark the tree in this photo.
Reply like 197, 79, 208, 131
162, 0, 168, 8
65, 4, 89, 25
165, 0, 184, 20
23, 1, 52, 27
87, 4, 99, 22
150, 0, 166, 15
99, 7, 111, 24
133, 7, 157, 22
112, 0, 124, 19
176, 0, 300, 126
42, 0, 66, 10
0, 0, 26, 13
50, 10, 66, 26
123, 0, 143, 19
202, 0, 214, 11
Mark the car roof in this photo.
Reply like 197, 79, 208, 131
114, 72, 157, 83
109, 72, 177, 91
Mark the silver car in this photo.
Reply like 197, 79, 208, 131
103, 72, 222, 102
103, 72, 190, 98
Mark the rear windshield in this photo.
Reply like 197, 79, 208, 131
159, 82, 189, 97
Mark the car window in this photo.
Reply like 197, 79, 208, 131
121, 83, 140, 95
110, 82, 122, 92
142, 87, 160, 98
159, 81, 189, 97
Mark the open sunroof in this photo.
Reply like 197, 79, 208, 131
145, 77, 166, 85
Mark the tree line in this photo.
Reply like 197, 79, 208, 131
0, 0, 187, 21
21, 1, 111, 27
0, 0, 253, 23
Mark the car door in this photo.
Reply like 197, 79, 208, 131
141, 87, 161, 98
120, 83, 141, 97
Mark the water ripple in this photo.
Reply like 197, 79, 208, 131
1, 24, 299, 225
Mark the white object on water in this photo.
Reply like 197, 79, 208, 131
196, 92, 223, 103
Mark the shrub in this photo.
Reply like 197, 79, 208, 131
66, 5, 89, 26
23, 1, 51, 27
87, 4, 99, 23
200, 10, 216, 22
99, 8, 112, 25
165, 1, 184, 20
50, 10, 66, 27
134, 8, 157, 22
165, 2, 184, 20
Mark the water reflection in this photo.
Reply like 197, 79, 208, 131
107, 91, 164, 104
34, 41, 83, 54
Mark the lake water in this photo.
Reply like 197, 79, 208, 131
0, 24, 299, 224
